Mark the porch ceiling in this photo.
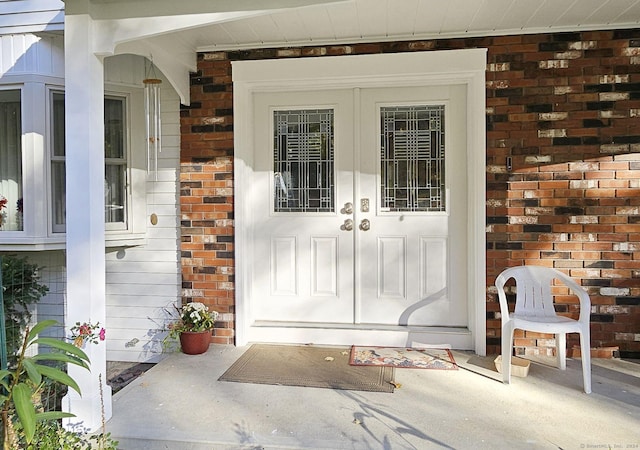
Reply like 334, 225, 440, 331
157, 0, 640, 53
81, 0, 640, 55
68, 0, 640, 103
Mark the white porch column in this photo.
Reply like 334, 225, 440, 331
62, 11, 112, 432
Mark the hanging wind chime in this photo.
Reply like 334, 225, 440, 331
144, 57, 162, 180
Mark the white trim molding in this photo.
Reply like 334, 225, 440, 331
233, 49, 487, 355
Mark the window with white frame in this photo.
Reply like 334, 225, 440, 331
50, 90, 144, 240
0, 79, 146, 247
104, 96, 128, 228
51, 91, 65, 233
0, 89, 23, 232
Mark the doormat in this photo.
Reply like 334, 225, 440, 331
219, 344, 396, 392
350, 346, 458, 370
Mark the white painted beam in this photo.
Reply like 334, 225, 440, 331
62, 11, 111, 432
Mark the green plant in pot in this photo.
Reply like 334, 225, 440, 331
165, 302, 218, 355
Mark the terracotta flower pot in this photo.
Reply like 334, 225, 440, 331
179, 330, 212, 355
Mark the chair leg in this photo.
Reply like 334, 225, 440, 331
556, 333, 566, 371
501, 324, 514, 385
579, 330, 592, 394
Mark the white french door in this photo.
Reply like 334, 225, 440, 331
357, 85, 467, 326
250, 85, 468, 327
251, 89, 356, 323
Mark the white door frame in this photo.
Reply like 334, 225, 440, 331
233, 49, 487, 355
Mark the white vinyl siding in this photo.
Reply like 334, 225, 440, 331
0, 34, 64, 77
26, 250, 66, 340
104, 58, 180, 362
0, 33, 65, 247
0, 43, 181, 363
0, 1, 64, 35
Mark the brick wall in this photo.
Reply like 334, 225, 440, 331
180, 52, 236, 344
484, 30, 640, 358
180, 30, 640, 356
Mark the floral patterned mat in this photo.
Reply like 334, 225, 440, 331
350, 346, 458, 370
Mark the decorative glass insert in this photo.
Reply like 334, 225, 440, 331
273, 109, 334, 213
0, 90, 23, 231
380, 105, 445, 212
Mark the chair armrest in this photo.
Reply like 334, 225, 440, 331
554, 270, 591, 324
494, 272, 511, 326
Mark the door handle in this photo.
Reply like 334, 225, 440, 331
342, 219, 354, 231
342, 202, 354, 214
359, 219, 370, 231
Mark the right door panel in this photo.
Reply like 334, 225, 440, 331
356, 85, 468, 327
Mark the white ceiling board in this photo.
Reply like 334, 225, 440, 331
355, 0, 389, 39
242, 14, 288, 44
468, 0, 511, 32
498, 0, 549, 31
413, 0, 450, 35
195, 24, 237, 48
553, 0, 610, 27
211, 20, 261, 48
439, 0, 484, 33
580, 0, 622, 25
179, 23, 222, 49
299, 7, 337, 41
385, 0, 420, 36
606, 0, 640, 25
326, 2, 361, 40
270, 10, 308, 42
524, 0, 574, 30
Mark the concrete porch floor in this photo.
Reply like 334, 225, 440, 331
105, 345, 640, 449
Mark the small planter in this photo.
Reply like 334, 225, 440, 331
179, 330, 212, 355
494, 355, 531, 377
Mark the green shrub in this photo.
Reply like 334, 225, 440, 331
24, 420, 118, 450
1, 255, 49, 362
0, 320, 89, 448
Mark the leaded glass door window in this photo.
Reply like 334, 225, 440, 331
380, 105, 445, 212
273, 109, 334, 213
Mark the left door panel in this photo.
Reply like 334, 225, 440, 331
250, 90, 355, 323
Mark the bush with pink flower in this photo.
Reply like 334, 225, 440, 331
70, 321, 106, 347
0, 195, 7, 227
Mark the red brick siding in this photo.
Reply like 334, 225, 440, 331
180, 29, 640, 355
180, 55, 235, 344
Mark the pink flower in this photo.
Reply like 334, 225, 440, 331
70, 321, 105, 347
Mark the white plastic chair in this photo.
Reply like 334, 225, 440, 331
495, 265, 592, 393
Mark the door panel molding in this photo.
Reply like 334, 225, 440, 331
420, 237, 447, 300
377, 236, 407, 299
270, 236, 297, 296
311, 236, 339, 297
